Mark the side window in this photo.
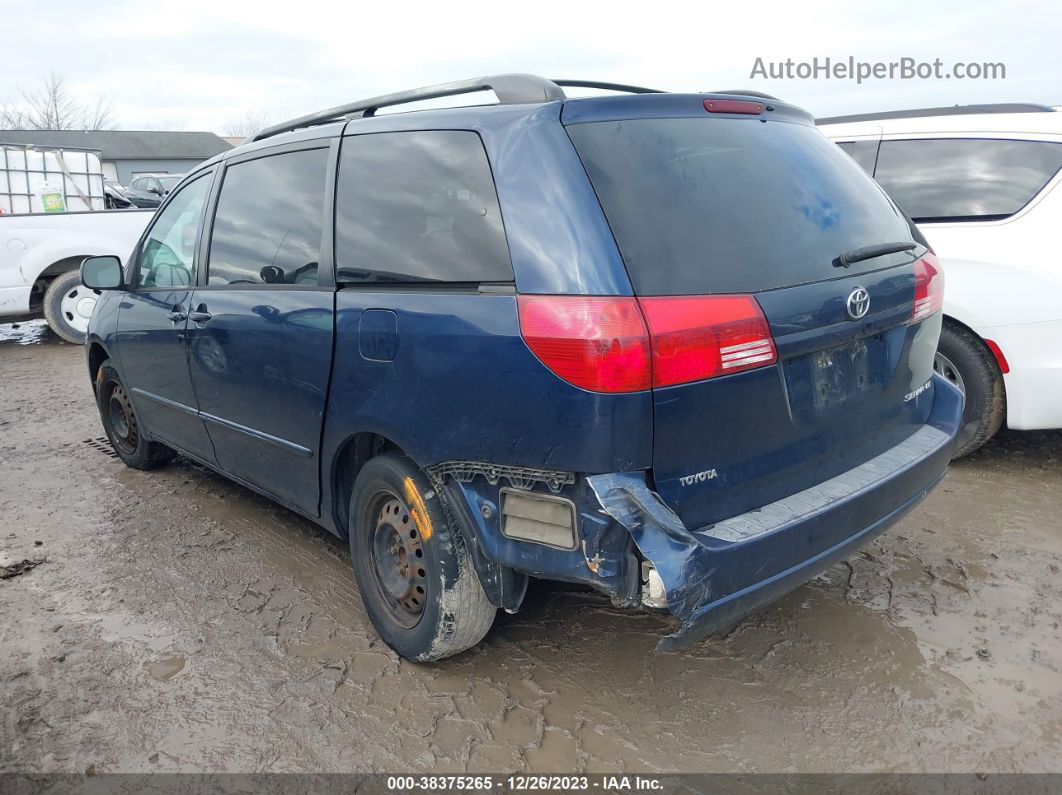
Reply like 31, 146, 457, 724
131, 177, 145, 191
135, 174, 211, 289
334, 131, 513, 284
835, 140, 877, 175
206, 148, 329, 286
875, 138, 1062, 222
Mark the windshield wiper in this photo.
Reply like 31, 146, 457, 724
834, 241, 917, 268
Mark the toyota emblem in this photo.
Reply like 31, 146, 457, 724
846, 287, 870, 320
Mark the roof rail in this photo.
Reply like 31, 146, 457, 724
551, 79, 663, 95
816, 103, 1056, 125
251, 73, 566, 142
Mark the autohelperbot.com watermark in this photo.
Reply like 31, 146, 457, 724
750, 56, 1006, 83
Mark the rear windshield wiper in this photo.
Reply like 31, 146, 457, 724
834, 241, 917, 268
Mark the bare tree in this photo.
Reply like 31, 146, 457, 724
0, 72, 114, 130
0, 104, 29, 129
83, 96, 115, 131
223, 110, 281, 139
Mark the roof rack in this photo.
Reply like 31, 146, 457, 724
816, 103, 1056, 125
251, 74, 666, 142
551, 79, 663, 95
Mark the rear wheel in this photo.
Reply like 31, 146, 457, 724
934, 322, 1006, 458
43, 270, 99, 344
95, 361, 176, 470
349, 452, 495, 661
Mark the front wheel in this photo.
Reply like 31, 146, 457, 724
934, 322, 1006, 458
95, 361, 176, 470
349, 452, 495, 661
43, 270, 99, 344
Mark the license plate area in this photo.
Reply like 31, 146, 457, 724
806, 335, 886, 415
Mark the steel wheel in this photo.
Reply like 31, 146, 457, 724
367, 491, 427, 629
106, 382, 140, 456
934, 350, 966, 394
59, 284, 101, 336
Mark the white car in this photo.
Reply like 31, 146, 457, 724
0, 209, 153, 342
820, 104, 1062, 455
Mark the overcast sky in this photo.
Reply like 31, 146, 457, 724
4, 0, 1060, 133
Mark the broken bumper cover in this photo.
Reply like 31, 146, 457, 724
588, 373, 963, 652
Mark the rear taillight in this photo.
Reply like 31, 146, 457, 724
639, 295, 777, 386
910, 253, 944, 324
517, 293, 777, 393
517, 296, 651, 393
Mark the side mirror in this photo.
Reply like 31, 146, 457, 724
81, 256, 124, 290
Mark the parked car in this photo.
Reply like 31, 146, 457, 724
81, 75, 962, 661
0, 208, 153, 342
820, 104, 1062, 455
104, 180, 134, 210
123, 173, 186, 208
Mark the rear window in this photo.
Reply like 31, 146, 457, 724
567, 118, 915, 295
873, 138, 1062, 222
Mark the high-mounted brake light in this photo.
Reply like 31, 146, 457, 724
910, 252, 944, 324
517, 296, 651, 393
704, 99, 764, 115
639, 295, 777, 386
518, 293, 778, 393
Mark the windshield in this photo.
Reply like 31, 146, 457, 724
567, 118, 917, 295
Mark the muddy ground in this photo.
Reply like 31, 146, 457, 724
1, 319, 1060, 774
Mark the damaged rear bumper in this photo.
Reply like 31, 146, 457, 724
588, 374, 963, 652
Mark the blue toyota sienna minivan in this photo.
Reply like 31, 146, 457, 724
80, 75, 963, 660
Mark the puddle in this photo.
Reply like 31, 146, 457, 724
146, 656, 186, 681
0, 319, 55, 345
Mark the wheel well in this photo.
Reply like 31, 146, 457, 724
39, 256, 87, 280
87, 342, 109, 383
332, 433, 400, 536
942, 313, 976, 337
942, 314, 1007, 375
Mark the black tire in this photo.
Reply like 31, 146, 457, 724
349, 452, 495, 661
43, 270, 98, 344
935, 322, 1006, 458
95, 361, 176, 470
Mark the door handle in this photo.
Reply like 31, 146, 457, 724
167, 306, 186, 322
188, 306, 212, 323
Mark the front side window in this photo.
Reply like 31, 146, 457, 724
207, 148, 329, 286
874, 138, 1062, 222
135, 173, 211, 289
334, 131, 513, 284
